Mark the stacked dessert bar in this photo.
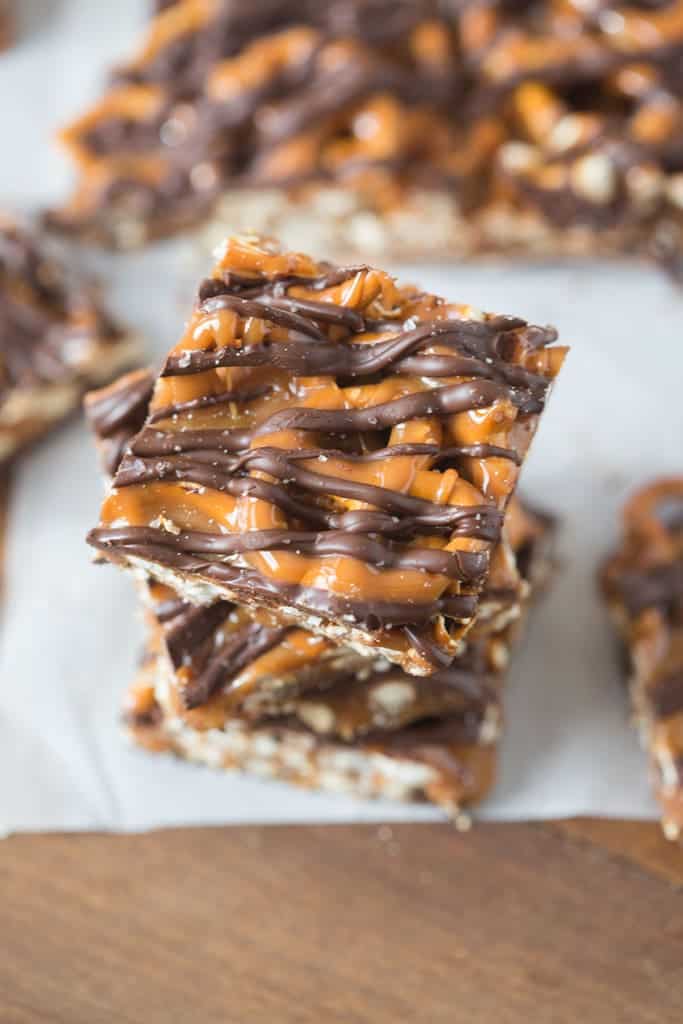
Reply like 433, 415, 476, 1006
49, 1, 683, 265
601, 480, 683, 841
85, 235, 565, 816
0, 217, 139, 464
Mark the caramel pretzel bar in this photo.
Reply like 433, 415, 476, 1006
49, 0, 683, 265
601, 479, 683, 841
0, 217, 139, 464
121, 501, 554, 818
122, 497, 553, 816
87, 236, 565, 675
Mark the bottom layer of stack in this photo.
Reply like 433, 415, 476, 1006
123, 531, 554, 819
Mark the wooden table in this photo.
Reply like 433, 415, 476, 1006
2, 819, 682, 1022
1, 475, 682, 1021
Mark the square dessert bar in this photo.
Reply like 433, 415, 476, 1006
122, 497, 554, 816
0, 217, 139, 463
50, 1, 683, 264
601, 479, 683, 841
87, 236, 565, 674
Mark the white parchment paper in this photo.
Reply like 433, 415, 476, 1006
0, 1, 680, 832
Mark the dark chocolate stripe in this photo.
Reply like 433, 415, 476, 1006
268, 295, 366, 332
87, 527, 478, 633
132, 426, 250, 455
183, 623, 290, 709
648, 672, 683, 720
252, 380, 518, 433
254, 57, 453, 144
154, 596, 192, 623
200, 265, 369, 301
164, 600, 234, 670
113, 449, 504, 538
404, 626, 457, 670
85, 370, 155, 438
89, 523, 493, 579
162, 316, 550, 408
198, 293, 328, 340
363, 713, 485, 763
131, 436, 520, 466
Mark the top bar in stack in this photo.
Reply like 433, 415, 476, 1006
88, 235, 566, 675
49, 1, 683, 264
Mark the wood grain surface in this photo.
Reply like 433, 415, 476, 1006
1, 820, 682, 1023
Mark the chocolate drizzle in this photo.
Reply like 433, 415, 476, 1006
162, 293, 553, 411
163, 599, 235, 670
85, 368, 155, 475
92, 521, 495, 579
151, 587, 498, 716
89, 526, 480, 630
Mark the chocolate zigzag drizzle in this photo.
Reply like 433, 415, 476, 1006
89, 523, 480, 632
162, 597, 291, 708
85, 368, 155, 475
86, 369, 155, 437
162, 292, 554, 409
95, 522, 494, 580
